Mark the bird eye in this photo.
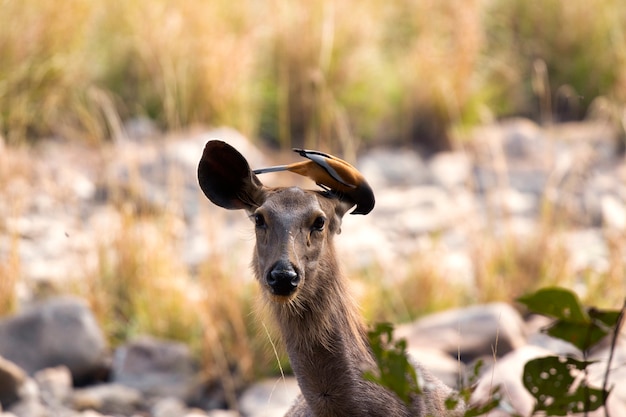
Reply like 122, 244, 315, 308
312, 216, 326, 231
254, 213, 266, 228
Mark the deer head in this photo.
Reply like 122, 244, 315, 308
197, 140, 373, 306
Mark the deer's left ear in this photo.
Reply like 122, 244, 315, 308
319, 196, 354, 235
197, 140, 266, 211
334, 199, 355, 221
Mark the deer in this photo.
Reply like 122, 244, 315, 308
197, 140, 463, 417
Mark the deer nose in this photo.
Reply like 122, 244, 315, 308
267, 262, 300, 296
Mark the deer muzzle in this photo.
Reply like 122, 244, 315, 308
267, 260, 300, 296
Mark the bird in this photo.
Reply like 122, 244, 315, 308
253, 148, 375, 215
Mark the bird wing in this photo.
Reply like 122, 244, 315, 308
293, 149, 356, 189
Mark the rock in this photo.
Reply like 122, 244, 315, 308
524, 315, 581, 356
500, 119, 545, 161
486, 188, 538, 217
206, 410, 239, 417
34, 367, 73, 408
149, 398, 225, 417
601, 194, 626, 230
587, 343, 626, 416
111, 336, 196, 400
547, 121, 621, 163
561, 229, 609, 275
0, 297, 108, 384
150, 397, 188, 417
71, 383, 143, 416
407, 347, 464, 389
428, 152, 471, 189
238, 377, 300, 417
122, 116, 160, 142
396, 302, 527, 363
4, 378, 47, 417
7, 399, 49, 417
358, 148, 431, 188
0, 356, 27, 407
471, 345, 551, 417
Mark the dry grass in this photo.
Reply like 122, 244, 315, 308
2, 0, 624, 149
72, 203, 271, 394
470, 227, 571, 303
356, 253, 470, 324
0, 146, 32, 315
77, 209, 201, 348
0, 231, 20, 315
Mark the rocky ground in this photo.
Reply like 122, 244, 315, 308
0, 118, 625, 416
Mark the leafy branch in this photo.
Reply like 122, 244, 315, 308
517, 287, 625, 416
366, 287, 625, 416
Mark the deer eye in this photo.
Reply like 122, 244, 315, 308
312, 216, 326, 232
254, 213, 267, 229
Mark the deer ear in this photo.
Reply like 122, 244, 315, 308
323, 198, 355, 235
334, 199, 355, 220
197, 140, 266, 211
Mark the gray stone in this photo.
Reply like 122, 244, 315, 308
406, 347, 465, 389
238, 377, 300, 417
206, 410, 239, 417
0, 356, 27, 407
150, 397, 188, 417
111, 336, 196, 400
358, 148, 431, 188
587, 343, 626, 416
71, 383, 143, 416
562, 229, 609, 274
122, 116, 160, 142
396, 302, 527, 363
34, 366, 73, 407
500, 119, 545, 161
471, 345, 550, 417
428, 152, 471, 189
601, 194, 626, 231
0, 297, 108, 385
7, 399, 49, 417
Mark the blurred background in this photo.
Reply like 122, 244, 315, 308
1, 0, 626, 415
1, 0, 625, 149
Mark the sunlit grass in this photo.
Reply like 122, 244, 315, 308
0, 146, 31, 315
2, 0, 624, 148
0, 231, 20, 315
78, 209, 201, 348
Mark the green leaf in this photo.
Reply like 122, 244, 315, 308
588, 308, 621, 328
517, 287, 589, 324
523, 356, 608, 415
365, 322, 421, 405
545, 320, 609, 352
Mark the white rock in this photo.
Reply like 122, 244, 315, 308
238, 377, 300, 417
601, 194, 626, 231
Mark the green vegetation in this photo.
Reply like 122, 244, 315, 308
1, 0, 625, 148
367, 288, 625, 416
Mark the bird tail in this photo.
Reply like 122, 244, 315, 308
253, 165, 290, 175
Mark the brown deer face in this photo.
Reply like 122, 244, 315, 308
197, 140, 368, 303
249, 186, 346, 302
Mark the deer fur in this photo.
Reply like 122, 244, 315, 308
197, 141, 463, 417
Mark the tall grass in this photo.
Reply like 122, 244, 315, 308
2, 0, 624, 148
0, 146, 31, 315
482, 0, 626, 122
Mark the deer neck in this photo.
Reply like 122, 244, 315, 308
271, 258, 390, 415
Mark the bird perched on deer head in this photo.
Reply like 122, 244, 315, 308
253, 148, 375, 215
